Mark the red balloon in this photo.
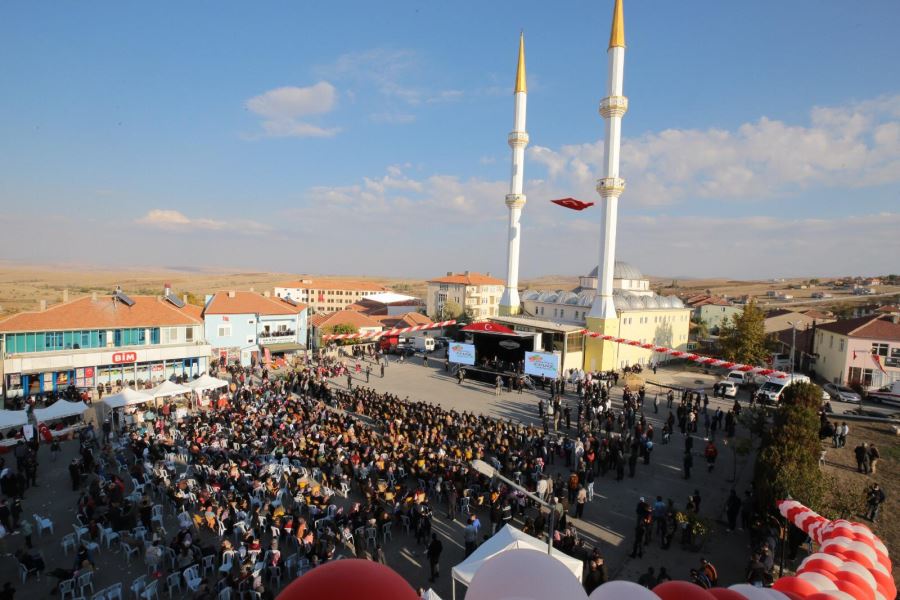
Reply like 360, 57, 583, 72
806, 594, 844, 600
836, 570, 876, 600
801, 568, 838, 582
276, 559, 419, 600
822, 527, 854, 541
708, 589, 747, 600
834, 578, 874, 600
654, 581, 718, 600
773, 577, 821, 598
869, 569, 896, 600
786, 507, 806, 521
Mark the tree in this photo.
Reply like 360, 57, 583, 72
753, 382, 826, 513
691, 318, 710, 341
718, 300, 767, 365
441, 300, 463, 320
323, 323, 358, 346
185, 292, 205, 306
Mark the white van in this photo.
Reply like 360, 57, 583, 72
414, 337, 435, 352
756, 375, 812, 404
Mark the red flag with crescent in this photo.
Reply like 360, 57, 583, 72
551, 198, 594, 211
38, 422, 52, 443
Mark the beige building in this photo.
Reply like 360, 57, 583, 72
521, 262, 691, 371
426, 272, 505, 321
765, 309, 835, 334
813, 315, 900, 389
274, 278, 388, 314
683, 295, 743, 333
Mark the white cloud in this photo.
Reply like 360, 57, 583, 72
529, 94, 900, 206
316, 48, 463, 122
245, 82, 340, 138
136, 209, 269, 234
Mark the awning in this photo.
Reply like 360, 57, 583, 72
34, 400, 89, 422
261, 342, 304, 353
461, 322, 516, 335
148, 380, 191, 399
102, 388, 153, 409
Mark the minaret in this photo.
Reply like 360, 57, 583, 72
499, 33, 529, 317
585, 0, 627, 370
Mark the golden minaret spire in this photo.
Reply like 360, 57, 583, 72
514, 32, 527, 94
608, 0, 625, 49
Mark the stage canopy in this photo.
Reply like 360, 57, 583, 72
34, 400, 89, 422
461, 322, 516, 335
450, 525, 583, 600
102, 387, 153, 409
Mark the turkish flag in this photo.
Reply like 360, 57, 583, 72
551, 198, 594, 211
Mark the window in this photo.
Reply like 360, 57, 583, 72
150, 328, 160, 344
872, 343, 888, 357
839, 339, 844, 352
185, 327, 194, 342
829, 335, 833, 349
218, 324, 232, 338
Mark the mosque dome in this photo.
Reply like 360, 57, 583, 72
521, 290, 540, 301
586, 261, 644, 280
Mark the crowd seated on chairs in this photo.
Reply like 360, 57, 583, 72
50, 359, 609, 599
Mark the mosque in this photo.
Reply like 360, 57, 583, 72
492, 0, 691, 372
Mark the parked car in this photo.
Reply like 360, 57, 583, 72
719, 380, 739, 398
823, 383, 863, 403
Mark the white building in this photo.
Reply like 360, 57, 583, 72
273, 278, 388, 314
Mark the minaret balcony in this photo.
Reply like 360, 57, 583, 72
507, 131, 530, 148
505, 193, 526, 208
599, 95, 629, 118
596, 177, 626, 197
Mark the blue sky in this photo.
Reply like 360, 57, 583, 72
1, 0, 899, 279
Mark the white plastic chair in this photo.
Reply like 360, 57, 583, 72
130, 575, 147, 600
33, 513, 54, 536
202, 554, 216, 576
140, 579, 159, 600
59, 578, 77, 600
365, 526, 377, 548
183, 566, 202, 592
151, 505, 165, 529
77, 571, 95, 597
166, 572, 183, 598
100, 527, 120, 549
121, 541, 139, 563
106, 582, 123, 600
61, 532, 77, 554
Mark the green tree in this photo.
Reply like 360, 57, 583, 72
441, 300, 463, 319
831, 303, 854, 319
718, 300, 767, 365
753, 382, 826, 512
323, 323, 359, 346
185, 292, 205, 306
691, 318, 710, 341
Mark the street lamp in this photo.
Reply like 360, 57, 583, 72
470, 459, 557, 555
787, 321, 798, 383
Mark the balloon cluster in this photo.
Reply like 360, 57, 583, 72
277, 502, 894, 600
772, 500, 895, 600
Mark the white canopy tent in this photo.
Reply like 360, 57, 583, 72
102, 388, 153, 410
184, 373, 230, 393
450, 525, 583, 600
0, 410, 29, 430
422, 589, 443, 600
33, 400, 89, 422
148, 380, 191, 399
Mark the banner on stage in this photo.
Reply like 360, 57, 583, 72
524, 351, 560, 378
448, 342, 476, 366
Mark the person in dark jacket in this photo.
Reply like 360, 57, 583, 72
427, 533, 443, 582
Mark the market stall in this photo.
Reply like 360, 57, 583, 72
33, 400, 89, 439
0, 410, 30, 449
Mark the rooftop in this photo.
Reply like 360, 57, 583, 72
362, 292, 421, 305
0, 294, 202, 333
275, 278, 389, 291
204, 291, 306, 316
428, 272, 504, 286
377, 312, 433, 329
816, 315, 900, 342
310, 309, 384, 330
490, 315, 586, 334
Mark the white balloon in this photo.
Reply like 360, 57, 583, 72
797, 571, 838, 591
730, 584, 775, 600
763, 589, 792, 600
847, 541, 878, 562
837, 562, 877, 592
589, 580, 660, 600
467, 548, 588, 600
871, 537, 888, 557
800, 552, 844, 569
849, 524, 875, 540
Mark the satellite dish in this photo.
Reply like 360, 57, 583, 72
499, 340, 520, 350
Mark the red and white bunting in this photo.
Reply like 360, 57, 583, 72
580, 329, 790, 379
322, 320, 457, 341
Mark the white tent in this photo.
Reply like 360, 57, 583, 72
0, 410, 29, 430
102, 388, 153, 409
422, 589, 443, 600
33, 400, 89, 422
185, 373, 230, 392
148, 380, 191, 399
451, 525, 583, 600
